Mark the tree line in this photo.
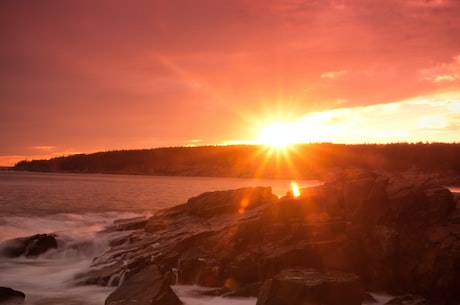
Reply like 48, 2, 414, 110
13, 143, 460, 179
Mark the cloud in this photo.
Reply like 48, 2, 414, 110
321, 70, 348, 79
417, 116, 447, 129
420, 54, 460, 83
251, 93, 460, 144
405, 0, 448, 7
185, 139, 203, 147
447, 101, 460, 111
0, 147, 83, 166
32, 146, 56, 151
434, 75, 458, 83
1, 0, 460, 165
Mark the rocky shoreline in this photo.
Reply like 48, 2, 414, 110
2, 171, 460, 305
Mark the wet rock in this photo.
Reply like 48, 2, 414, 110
74, 259, 128, 286
383, 294, 429, 305
0, 234, 57, 258
362, 292, 378, 304
105, 264, 182, 305
0, 287, 25, 304
24, 234, 58, 257
197, 282, 262, 298
0, 239, 26, 258
256, 269, 363, 305
222, 282, 262, 298
74, 231, 160, 286
102, 216, 148, 233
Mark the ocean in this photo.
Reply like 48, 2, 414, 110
0, 170, 323, 305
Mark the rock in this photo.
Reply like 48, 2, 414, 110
0, 287, 25, 304
383, 294, 428, 305
362, 292, 378, 304
74, 231, 160, 286
0, 234, 57, 258
197, 282, 262, 297
102, 216, 148, 233
177, 250, 223, 287
105, 264, 182, 305
306, 172, 460, 301
387, 181, 455, 226
186, 187, 276, 218
359, 179, 458, 300
72, 175, 460, 305
23, 234, 58, 257
144, 204, 187, 233
0, 239, 26, 258
256, 269, 363, 305
222, 282, 262, 298
74, 259, 128, 286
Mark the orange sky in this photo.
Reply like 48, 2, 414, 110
1, 0, 460, 166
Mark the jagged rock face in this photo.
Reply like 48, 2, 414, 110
105, 264, 182, 305
256, 269, 363, 305
76, 179, 459, 305
0, 287, 25, 304
0, 234, 58, 258
329, 173, 459, 300
186, 186, 277, 218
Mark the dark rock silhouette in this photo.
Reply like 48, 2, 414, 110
0, 234, 57, 258
105, 264, 182, 305
186, 186, 276, 218
74, 172, 459, 305
0, 287, 25, 304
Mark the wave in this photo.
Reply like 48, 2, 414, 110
0, 211, 149, 304
0, 211, 151, 241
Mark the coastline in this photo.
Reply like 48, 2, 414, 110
73, 171, 460, 304
1, 170, 459, 305
11, 144, 460, 184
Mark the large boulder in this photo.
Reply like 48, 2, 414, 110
326, 172, 459, 300
0, 287, 25, 304
186, 187, 276, 218
256, 269, 363, 305
265, 171, 459, 301
0, 234, 57, 258
105, 264, 182, 305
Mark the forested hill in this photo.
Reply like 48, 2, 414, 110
13, 143, 460, 179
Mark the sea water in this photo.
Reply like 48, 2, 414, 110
0, 171, 322, 305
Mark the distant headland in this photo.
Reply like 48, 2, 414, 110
12, 143, 460, 184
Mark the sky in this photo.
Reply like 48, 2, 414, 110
1, 0, 460, 166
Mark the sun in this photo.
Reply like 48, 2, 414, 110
257, 122, 304, 148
